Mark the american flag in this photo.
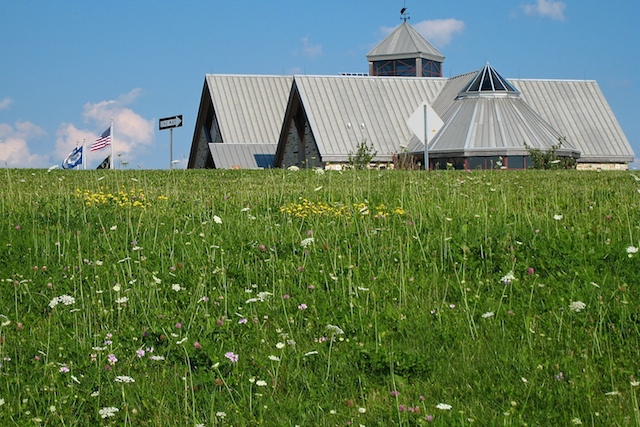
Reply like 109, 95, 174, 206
90, 127, 111, 151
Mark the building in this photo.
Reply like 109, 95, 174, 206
188, 21, 633, 170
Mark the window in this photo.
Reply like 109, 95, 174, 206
374, 59, 417, 76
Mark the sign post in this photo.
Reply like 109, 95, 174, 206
159, 115, 183, 169
407, 102, 443, 170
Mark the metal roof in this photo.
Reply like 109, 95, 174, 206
209, 143, 276, 169
291, 75, 449, 162
206, 75, 293, 144
512, 79, 634, 162
366, 22, 445, 62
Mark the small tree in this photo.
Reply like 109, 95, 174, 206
525, 137, 577, 170
348, 139, 377, 170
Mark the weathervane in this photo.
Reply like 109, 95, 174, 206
400, 1, 410, 22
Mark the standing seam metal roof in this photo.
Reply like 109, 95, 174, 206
366, 22, 445, 62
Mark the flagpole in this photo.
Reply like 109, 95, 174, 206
83, 139, 86, 170
110, 119, 114, 170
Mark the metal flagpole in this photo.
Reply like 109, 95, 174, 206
110, 119, 114, 170
170, 128, 173, 169
83, 139, 86, 170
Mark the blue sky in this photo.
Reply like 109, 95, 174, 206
1, 0, 638, 169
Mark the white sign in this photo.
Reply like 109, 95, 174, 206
159, 115, 183, 130
406, 102, 443, 145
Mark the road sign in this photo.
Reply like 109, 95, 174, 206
406, 102, 443, 145
159, 115, 183, 130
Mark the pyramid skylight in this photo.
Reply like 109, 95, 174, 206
459, 63, 519, 96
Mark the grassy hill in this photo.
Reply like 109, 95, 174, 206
1, 168, 639, 426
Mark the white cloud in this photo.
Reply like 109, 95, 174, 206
78, 88, 155, 165
522, 0, 566, 21
0, 97, 12, 111
0, 122, 50, 167
381, 19, 465, 48
299, 37, 323, 60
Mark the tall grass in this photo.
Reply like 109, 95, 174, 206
0, 168, 639, 425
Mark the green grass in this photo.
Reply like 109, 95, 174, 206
1, 168, 640, 426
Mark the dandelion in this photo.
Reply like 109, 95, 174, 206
99, 407, 119, 418
569, 301, 586, 312
225, 352, 239, 363
115, 375, 135, 383
436, 403, 452, 410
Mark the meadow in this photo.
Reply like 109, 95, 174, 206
1, 167, 639, 426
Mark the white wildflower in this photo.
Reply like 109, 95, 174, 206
171, 284, 183, 292
213, 215, 223, 224
49, 295, 75, 308
326, 324, 344, 335
436, 403, 452, 410
569, 301, 586, 312
626, 246, 638, 258
115, 297, 129, 304
256, 291, 272, 301
153, 275, 162, 284
256, 380, 267, 387
314, 168, 325, 175
482, 311, 495, 319
571, 418, 583, 425
268, 355, 281, 362
215, 411, 226, 418
114, 375, 135, 383
99, 407, 119, 418
358, 407, 366, 413
304, 350, 318, 356
149, 355, 165, 361
553, 214, 563, 220
287, 165, 300, 171
500, 271, 516, 285
300, 237, 314, 248
276, 342, 286, 349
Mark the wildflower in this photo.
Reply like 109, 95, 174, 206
390, 390, 400, 397
194, 342, 202, 350
149, 355, 165, 361
572, 418, 583, 425
153, 276, 162, 284
527, 267, 535, 275
256, 380, 267, 387
59, 365, 70, 373
268, 355, 280, 361
569, 301, 586, 312
631, 380, 640, 387
175, 322, 182, 329
626, 246, 638, 258
358, 407, 366, 413
115, 297, 128, 304
213, 215, 222, 224
136, 349, 145, 358
304, 350, 318, 356
436, 403, 452, 410
172, 284, 183, 292
115, 375, 135, 383
300, 237, 314, 248
276, 342, 286, 349
225, 352, 239, 363
399, 405, 407, 412
298, 303, 308, 310
99, 407, 119, 418
482, 312, 495, 319
49, 294, 75, 308
107, 353, 118, 365
326, 324, 344, 335
215, 411, 227, 418
500, 271, 515, 285
287, 165, 300, 171
553, 214, 563, 220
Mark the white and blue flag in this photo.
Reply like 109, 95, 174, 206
62, 146, 83, 169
